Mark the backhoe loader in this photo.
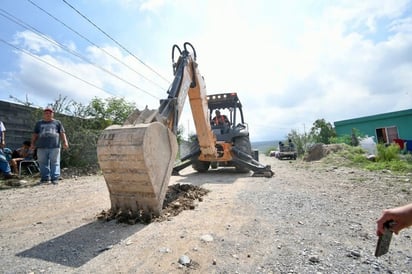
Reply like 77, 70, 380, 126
97, 42, 273, 217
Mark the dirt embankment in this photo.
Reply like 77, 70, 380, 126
0, 154, 411, 273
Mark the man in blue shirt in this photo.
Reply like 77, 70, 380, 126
31, 107, 69, 185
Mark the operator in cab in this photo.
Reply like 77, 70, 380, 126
212, 110, 230, 126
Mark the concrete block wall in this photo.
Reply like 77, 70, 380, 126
0, 101, 38, 150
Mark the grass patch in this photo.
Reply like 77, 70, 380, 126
364, 160, 412, 172
322, 143, 412, 174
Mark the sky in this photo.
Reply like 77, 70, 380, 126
0, 0, 411, 142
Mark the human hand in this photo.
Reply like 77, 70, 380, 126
376, 203, 412, 236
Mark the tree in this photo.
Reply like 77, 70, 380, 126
310, 118, 336, 144
85, 97, 136, 128
287, 128, 313, 156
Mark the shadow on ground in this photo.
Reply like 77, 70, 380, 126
174, 167, 248, 186
17, 220, 143, 267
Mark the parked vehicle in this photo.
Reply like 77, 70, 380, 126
277, 140, 297, 160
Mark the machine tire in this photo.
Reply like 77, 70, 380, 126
233, 135, 252, 173
192, 160, 210, 172
190, 138, 210, 173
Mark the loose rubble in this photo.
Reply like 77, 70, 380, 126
0, 152, 411, 273
96, 183, 210, 224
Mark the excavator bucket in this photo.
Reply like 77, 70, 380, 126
97, 121, 178, 216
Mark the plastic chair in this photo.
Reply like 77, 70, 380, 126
19, 159, 40, 176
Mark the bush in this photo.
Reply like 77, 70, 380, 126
376, 144, 400, 162
353, 143, 411, 173
329, 135, 352, 145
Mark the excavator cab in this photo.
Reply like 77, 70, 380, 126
173, 92, 273, 177
208, 93, 247, 141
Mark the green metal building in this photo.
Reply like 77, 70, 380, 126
334, 108, 412, 145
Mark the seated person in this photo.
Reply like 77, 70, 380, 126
211, 110, 230, 126
0, 149, 15, 179
10, 141, 33, 174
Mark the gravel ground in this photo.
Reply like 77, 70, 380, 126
0, 154, 411, 273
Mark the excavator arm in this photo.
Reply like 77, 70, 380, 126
97, 42, 216, 217
163, 43, 217, 156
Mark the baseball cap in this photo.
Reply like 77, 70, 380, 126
44, 107, 54, 113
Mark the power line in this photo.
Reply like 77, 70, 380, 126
0, 8, 159, 100
61, 0, 171, 84
26, 0, 168, 93
0, 37, 118, 96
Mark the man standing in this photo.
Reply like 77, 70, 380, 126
31, 107, 69, 184
0, 120, 6, 149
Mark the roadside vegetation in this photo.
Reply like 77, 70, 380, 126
322, 143, 412, 174
14, 95, 136, 169
12, 95, 412, 174
264, 118, 412, 174
13, 95, 185, 169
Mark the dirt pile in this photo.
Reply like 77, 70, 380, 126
304, 143, 346, 161
97, 183, 210, 224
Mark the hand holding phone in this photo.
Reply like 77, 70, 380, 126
375, 220, 396, 257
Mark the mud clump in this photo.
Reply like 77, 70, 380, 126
97, 183, 210, 224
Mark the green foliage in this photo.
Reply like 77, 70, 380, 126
85, 97, 136, 127
364, 148, 411, 173
310, 118, 336, 144
330, 144, 368, 163
329, 128, 364, 146
364, 160, 411, 172
286, 129, 314, 156
329, 135, 353, 145
325, 141, 412, 174
376, 144, 400, 162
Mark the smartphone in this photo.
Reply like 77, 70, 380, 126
375, 221, 395, 257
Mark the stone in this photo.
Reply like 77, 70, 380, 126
178, 255, 191, 266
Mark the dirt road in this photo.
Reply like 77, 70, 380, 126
0, 155, 411, 273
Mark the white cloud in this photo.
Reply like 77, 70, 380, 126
139, 0, 167, 12
1, 0, 411, 141
142, 0, 412, 140
13, 31, 60, 53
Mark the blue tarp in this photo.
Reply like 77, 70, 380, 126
404, 140, 412, 152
